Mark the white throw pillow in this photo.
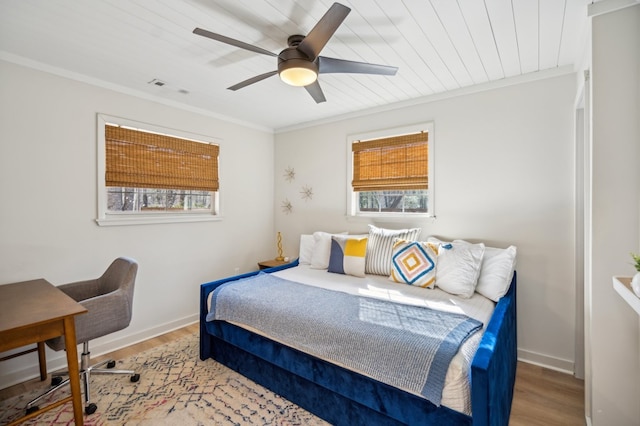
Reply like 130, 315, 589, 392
298, 234, 314, 265
475, 245, 517, 302
428, 237, 485, 298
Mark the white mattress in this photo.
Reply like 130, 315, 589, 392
207, 265, 496, 415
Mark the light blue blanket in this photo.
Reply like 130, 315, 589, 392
208, 272, 482, 405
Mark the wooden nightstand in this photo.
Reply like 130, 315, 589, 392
258, 259, 288, 270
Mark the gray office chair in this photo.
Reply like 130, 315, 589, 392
26, 257, 140, 415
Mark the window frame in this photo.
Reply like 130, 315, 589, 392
346, 122, 435, 221
96, 114, 222, 226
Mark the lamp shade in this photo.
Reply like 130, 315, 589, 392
278, 55, 318, 87
280, 66, 317, 86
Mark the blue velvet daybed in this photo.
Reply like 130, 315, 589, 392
199, 257, 517, 426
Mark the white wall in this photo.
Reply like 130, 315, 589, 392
274, 73, 577, 371
588, 5, 640, 425
0, 60, 276, 387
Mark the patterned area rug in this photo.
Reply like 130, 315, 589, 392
0, 333, 329, 425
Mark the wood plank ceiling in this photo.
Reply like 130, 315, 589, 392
0, 0, 590, 130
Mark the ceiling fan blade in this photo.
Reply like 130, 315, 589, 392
227, 71, 278, 91
297, 3, 351, 61
304, 81, 326, 103
318, 56, 398, 75
193, 28, 277, 57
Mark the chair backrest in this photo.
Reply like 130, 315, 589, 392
98, 257, 138, 327
100, 257, 138, 300
46, 257, 139, 350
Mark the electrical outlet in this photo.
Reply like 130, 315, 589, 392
234, 267, 240, 274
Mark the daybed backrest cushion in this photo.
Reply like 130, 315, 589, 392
474, 245, 517, 302
310, 231, 348, 269
366, 225, 421, 276
428, 238, 485, 298
328, 235, 368, 277
388, 239, 438, 288
298, 234, 314, 265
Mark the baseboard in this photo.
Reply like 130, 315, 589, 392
0, 314, 198, 390
517, 348, 575, 374
88, 313, 199, 358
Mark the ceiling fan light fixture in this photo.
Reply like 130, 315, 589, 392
278, 58, 318, 87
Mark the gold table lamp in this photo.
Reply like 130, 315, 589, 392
275, 232, 285, 261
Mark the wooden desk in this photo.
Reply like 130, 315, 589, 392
0, 279, 87, 425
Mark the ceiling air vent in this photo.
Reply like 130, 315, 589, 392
148, 78, 166, 87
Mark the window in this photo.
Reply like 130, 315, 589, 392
347, 123, 434, 219
97, 115, 221, 226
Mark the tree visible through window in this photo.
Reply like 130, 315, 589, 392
358, 190, 428, 213
107, 187, 212, 212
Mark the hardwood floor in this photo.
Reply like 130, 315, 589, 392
1, 323, 585, 425
510, 361, 585, 425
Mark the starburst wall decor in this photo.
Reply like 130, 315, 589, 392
284, 167, 295, 182
281, 198, 293, 214
300, 185, 313, 201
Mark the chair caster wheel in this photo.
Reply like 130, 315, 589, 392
130, 373, 140, 382
106, 360, 116, 368
51, 376, 63, 386
26, 406, 39, 415
85, 403, 97, 415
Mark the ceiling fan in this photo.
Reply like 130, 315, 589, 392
193, 2, 398, 103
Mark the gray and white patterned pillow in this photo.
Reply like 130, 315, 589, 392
365, 225, 421, 275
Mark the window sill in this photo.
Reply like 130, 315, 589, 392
346, 213, 436, 224
96, 214, 222, 227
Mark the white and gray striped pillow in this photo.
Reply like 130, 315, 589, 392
365, 225, 421, 275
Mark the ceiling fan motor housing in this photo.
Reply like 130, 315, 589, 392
286, 34, 305, 47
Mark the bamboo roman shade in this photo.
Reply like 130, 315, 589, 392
105, 124, 219, 192
352, 131, 428, 192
